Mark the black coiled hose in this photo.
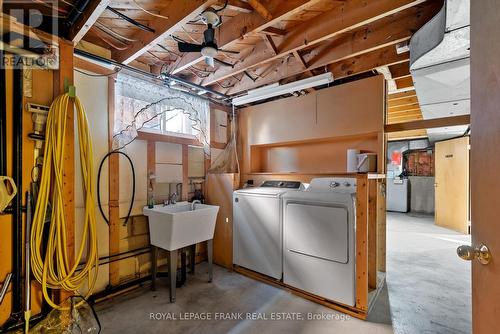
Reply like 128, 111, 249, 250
97, 151, 135, 226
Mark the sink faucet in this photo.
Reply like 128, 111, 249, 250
191, 200, 201, 211
169, 192, 178, 205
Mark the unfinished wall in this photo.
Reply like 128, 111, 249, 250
74, 70, 110, 293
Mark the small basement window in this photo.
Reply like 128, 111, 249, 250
112, 73, 210, 152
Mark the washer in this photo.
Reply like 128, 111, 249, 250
233, 180, 305, 279
282, 177, 357, 306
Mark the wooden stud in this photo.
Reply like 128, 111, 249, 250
182, 144, 189, 201
53, 40, 74, 302
368, 179, 378, 290
107, 75, 120, 287
377, 180, 387, 272
355, 176, 368, 311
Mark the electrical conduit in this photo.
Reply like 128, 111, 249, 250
30, 93, 99, 309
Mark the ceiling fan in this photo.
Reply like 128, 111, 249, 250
176, 7, 238, 67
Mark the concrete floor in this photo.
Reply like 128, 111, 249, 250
95, 213, 471, 334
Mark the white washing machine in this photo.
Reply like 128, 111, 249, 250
233, 180, 305, 279
282, 177, 357, 306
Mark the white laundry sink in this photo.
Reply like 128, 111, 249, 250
143, 202, 219, 251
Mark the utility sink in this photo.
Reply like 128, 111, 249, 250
143, 202, 219, 251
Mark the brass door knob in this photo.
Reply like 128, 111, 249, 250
457, 244, 491, 265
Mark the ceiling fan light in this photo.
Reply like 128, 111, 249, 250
201, 46, 218, 58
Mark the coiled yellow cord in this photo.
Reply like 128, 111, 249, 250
30, 93, 99, 309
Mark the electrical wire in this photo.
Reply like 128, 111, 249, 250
97, 151, 135, 226
95, 21, 138, 43
75, 67, 122, 77
132, 0, 169, 20
31, 93, 99, 310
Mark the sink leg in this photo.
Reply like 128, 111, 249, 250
189, 245, 196, 275
151, 246, 158, 291
207, 239, 213, 283
168, 249, 178, 303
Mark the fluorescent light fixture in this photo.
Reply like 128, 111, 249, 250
232, 72, 333, 106
74, 52, 117, 70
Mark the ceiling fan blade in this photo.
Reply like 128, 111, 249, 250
205, 56, 215, 67
218, 49, 240, 55
178, 42, 203, 53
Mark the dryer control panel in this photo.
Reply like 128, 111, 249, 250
261, 180, 303, 189
307, 178, 357, 193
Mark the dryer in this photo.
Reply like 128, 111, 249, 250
282, 177, 356, 306
233, 180, 305, 279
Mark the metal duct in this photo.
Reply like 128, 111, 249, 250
409, 0, 470, 142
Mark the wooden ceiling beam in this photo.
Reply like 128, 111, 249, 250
388, 104, 420, 113
113, 0, 219, 64
202, 0, 437, 86
248, 0, 273, 20
385, 115, 470, 133
388, 96, 419, 108
395, 76, 414, 89
388, 89, 417, 100
226, 0, 254, 13
221, 2, 438, 95
225, 44, 408, 95
262, 27, 287, 36
263, 35, 278, 55
389, 61, 411, 79
69, 0, 111, 43
171, 0, 322, 74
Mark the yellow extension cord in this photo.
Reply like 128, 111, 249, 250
30, 93, 99, 311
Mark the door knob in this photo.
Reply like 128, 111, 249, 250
457, 244, 491, 265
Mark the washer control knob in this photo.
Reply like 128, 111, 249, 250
278, 182, 285, 187
343, 181, 351, 187
330, 181, 340, 188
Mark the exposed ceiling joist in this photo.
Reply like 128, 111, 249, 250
385, 115, 470, 133
201, 0, 434, 86
388, 89, 417, 100
395, 76, 414, 89
388, 96, 419, 108
262, 27, 287, 36
227, 43, 409, 95
113, 0, 219, 64
69, 0, 111, 43
171, 0, 323, 74
388, 61, 411, 79
247, 0, 273, 20
226, 0, 254, 13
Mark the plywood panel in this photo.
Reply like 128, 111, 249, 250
206, 173, 238, 269
435, 137, 469, 233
